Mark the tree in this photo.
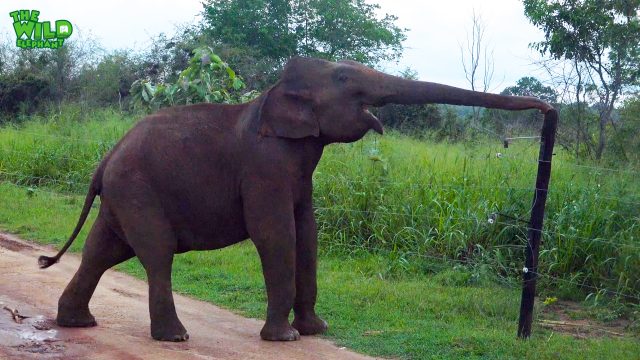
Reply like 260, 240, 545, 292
502, 76, 557, 103
202, 0, 406, 66
533, 56, 600, 158
376, 68, 443, 135
136, 28, 205, 85
0, 67, 51, 116
610, 96, 640, 163
482, 76, 558, 138
0, 32, 105, 116
74, 50, 140, 108
523, 0, 640, 159
460, 10, 495, 124
130, 47, 256, 111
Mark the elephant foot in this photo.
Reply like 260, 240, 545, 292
260, 322, 300, 341
56, 308, 97, 328
151, 322, 189, 342
292, 315, 328, 335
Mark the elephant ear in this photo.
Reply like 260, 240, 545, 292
258, 83, 320, 139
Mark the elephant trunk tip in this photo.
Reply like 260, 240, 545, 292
38, 255, 59, 269
542, 103, 555, 114
542, 106, 558, 119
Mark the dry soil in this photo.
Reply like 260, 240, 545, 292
0, 233, 373, 360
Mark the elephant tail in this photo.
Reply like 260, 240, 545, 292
38, 158, 107, 269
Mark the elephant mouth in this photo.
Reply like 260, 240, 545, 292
361, 104, 384, 135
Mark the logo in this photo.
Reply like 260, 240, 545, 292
10, 10, 73, 49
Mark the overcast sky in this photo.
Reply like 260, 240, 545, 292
1, 0, 548, 91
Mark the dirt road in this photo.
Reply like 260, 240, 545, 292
0, 234, 373, 359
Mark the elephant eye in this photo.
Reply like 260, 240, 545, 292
337, 74, 349, 83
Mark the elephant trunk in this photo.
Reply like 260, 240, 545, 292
373, 73, 554, 113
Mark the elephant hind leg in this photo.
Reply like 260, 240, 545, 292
137, 250, 188, 342
114, 199, 188, 342
57, 214, 134, 327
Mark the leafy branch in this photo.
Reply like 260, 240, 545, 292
130, 46, 259, 111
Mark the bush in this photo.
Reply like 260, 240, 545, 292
0, 70, 51, 117
1, 108, 640, 304
609, 97, 640, 164
74, 51, 140, 108
130, 47, 258, 111
376, 103, 442, 135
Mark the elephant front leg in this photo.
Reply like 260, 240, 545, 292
244, 191, 300, 341
291, 202, 328, 335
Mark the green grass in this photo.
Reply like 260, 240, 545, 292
314, 135, 640, 303
1, 107, 640, 299
0, 104, 134, 192
1, 108, 639, 304
0, 182, 638, 359
1, 106, 639, 358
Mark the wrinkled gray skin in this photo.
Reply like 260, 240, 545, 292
39, 57, 553, 342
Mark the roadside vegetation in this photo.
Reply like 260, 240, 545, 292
0, 179, 639, 359
1, 0, 639, 358
2, 108, 639, 302
2, 72, 639, 360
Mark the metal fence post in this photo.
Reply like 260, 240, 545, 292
517, 109, 558, 339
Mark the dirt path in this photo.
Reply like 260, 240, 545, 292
0, 233, 373, 360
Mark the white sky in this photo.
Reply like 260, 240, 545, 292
1, 0, 548, 91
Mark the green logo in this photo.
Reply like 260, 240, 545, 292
10, 10, 73, 49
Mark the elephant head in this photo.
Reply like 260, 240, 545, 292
258, 57, 554, 144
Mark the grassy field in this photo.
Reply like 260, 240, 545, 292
0, 106, 639, 358
0, 183, 639, 359
1, 106, 639, 302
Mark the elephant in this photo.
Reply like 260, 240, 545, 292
39, 56, 555, 342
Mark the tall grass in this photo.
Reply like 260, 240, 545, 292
1, 106, 639, 304
315, 136, 640, 303
0, 104, 134, 192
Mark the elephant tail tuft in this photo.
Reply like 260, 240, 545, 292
38, 255, 59, 269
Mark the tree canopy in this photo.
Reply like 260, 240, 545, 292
523, 0, 640, 158
501, 76, 558, 103
202, 0, 406, 66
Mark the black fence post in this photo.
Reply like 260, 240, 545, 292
517, 109, 558, 339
